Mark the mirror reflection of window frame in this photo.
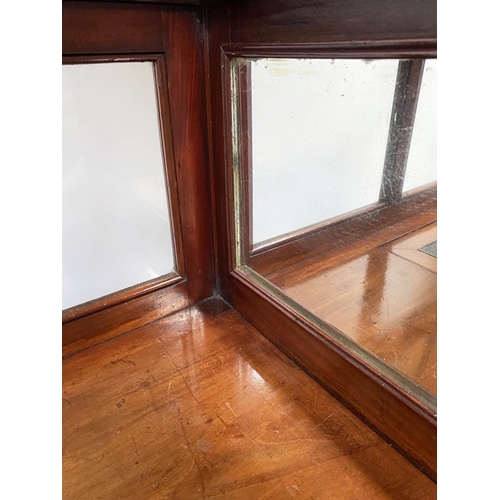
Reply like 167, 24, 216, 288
229, 51, 437, 409
239, 57, 436, 257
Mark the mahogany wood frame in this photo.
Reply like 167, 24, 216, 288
62, 2, 214, 354
62, 0, 236, 5
206, 0, 437, 480
61, 0, 438, 483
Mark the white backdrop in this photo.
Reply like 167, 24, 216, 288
62, 62, 175, 310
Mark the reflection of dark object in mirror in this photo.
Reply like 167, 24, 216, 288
419, 241, 437, 258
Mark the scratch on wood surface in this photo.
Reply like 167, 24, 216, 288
181, 375, 201, 404
261, 481, 283, 499
312, 412, 335, 431
157, 337, 179, 369
225, 402, 237, 418
180, 419, 206, 500
132, 435, 140, 457
236, 424, 273, 463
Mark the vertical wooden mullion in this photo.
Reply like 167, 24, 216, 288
379, 59, 425, 204
162, 9, 215, 303
205, 3, 233, 296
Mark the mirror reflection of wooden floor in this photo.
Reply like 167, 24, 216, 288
266, 221, 437, 396
63, 298, 436, 499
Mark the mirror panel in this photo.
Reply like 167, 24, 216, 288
404, 59, 437, 192
62, 62, 176, 310
232, 57, 437, 404
251, 58, 399, 247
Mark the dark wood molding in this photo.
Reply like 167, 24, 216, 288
228, 0, 437, 44
62, 0, 236, 5
62, 3, 215, 346
228, 269, 437, 480
62, 2, 166, 55
213, 27, 437, 479
63, 280, 190, 357
62, 272, 183, 323
154, 54, 187, 277
62, 0, 438, 482
205, 3, 233, 296
249, 185, 437, 276
62, 54, 163, 65
380, 59, 425, 204
161, 9, 215, 302
222, 39, 437, 59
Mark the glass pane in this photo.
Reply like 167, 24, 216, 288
62, 62, 175, 310
233, 57, 437, 405
403, 59, 437, 192
251, 58, 399, 247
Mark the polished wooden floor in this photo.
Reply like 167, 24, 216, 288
63, 298, 436, 499
265, 220, 437, 396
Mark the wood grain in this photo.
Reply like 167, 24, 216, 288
62, 3, 215, 350
154, 54, 187, 278
62, 0, 237, 5
222, 39, 437, 60
62, 2, 165, 55
229, 270, 437, 480
385, 223, 437, 273
208, 1, 438, 480
229, 0, 437, 44
205, 3, 232, 296
266, 227, 437, 395
162, 9, 216, 302
63, 281, 190, 358
61, 0, 439, 484
62, 273, 182, 324
63, 298, 436, 499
